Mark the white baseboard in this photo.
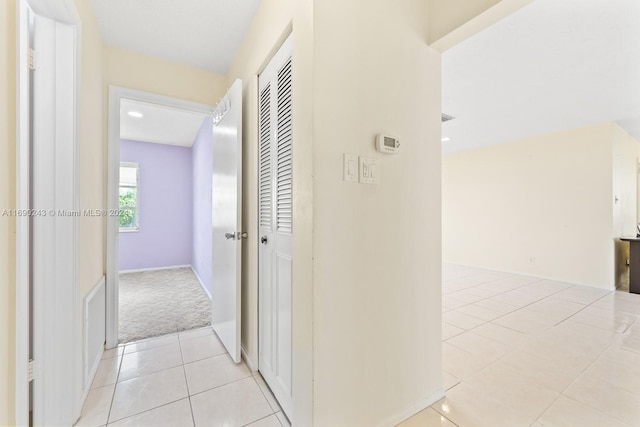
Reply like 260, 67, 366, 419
119, 264, 191, 274
190, 265, 212, 300
378, 389, 446, 427
241, 346, 258, 372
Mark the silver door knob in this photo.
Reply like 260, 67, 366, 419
225, 232, 236, 240
261, 236, 268, 244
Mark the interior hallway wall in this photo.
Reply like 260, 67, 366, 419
0, 1, 17, 424
192, 117, 214, 296
119, 139, 194, 271
311, 0, 443, 425
443, 123, 617, 289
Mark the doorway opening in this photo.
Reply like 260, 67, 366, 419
116, 98, 213, 343
106, 88, 215, 347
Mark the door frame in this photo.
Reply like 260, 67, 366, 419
16, 0, 81, 424
105, 87, 214, 348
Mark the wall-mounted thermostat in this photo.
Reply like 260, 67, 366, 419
376, 134, 400, 154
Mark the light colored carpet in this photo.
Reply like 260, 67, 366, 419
118, 267, 211, 344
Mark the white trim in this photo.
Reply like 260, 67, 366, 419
119, 264, 192, 274
26, 0, 79, 25
241, 346, 258, 372
190, 265, 212, 300
15, 2, 30, 425
379, 389, 446, 427
107, 86, 212, 348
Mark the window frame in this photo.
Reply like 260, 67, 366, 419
119, 161, 140, 232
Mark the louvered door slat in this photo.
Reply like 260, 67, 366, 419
276, 57, 293, 234
259, 84, 272, 230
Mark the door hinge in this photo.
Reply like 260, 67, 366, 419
28, 48, 37, 70
28, 359, 34, 382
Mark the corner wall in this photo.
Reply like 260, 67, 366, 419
443, 123, 616, 289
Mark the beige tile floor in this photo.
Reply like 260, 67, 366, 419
75, 327, 290, 427
400, 264, 640, 427
79, 264, 640, 427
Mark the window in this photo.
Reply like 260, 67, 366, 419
119, 162, 139, 231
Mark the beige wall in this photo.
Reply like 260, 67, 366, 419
76, 0, 105, 296
443, 123, 618, 289
0, 1, 17, 424
104, 46, 227, 105
312, 0, 442, 425
73, 0, 107, 407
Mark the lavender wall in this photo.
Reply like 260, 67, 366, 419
119, 139, 193, 271
191, 118, 214, 296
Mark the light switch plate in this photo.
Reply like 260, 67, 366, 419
359, 157, 380, 185
343, 153, 358, 182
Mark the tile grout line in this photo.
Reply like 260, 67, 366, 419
251, 373, 279, 414
188, 374, 257, 399
107, 397, 191, 425
178, 338, 198, 427
241, 412, 283, 427
105, 329, 210, 425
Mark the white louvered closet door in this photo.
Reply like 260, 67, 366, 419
258, 34, 293, 419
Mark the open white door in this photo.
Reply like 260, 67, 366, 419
212, 79, 243, 363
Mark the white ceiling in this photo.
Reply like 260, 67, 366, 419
120, 99, 209, 147
91, 0, 262, 74
442, 0, 640, 155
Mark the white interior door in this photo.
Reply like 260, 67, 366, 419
258, 34, 293, 418
31, 13, 78, 426
212, 79, 243, 363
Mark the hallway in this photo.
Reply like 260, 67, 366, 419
75, 327, 289, 427
401, 264, 640, 427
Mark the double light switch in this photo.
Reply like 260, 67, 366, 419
343, 154, 380, 185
